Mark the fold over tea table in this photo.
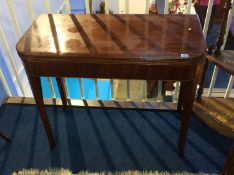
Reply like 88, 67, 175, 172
16, 14, 206, 157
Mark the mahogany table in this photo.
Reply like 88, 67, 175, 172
16, 14, 206, 157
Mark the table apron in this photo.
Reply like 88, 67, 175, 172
24, 61, 198, 81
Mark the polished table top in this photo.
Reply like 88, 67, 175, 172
17, 14, 206, 63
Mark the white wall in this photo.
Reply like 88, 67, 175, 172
118, 0, 155, 14
129, 0, 147, 14
91, 0, 119, 14
109, 0, 119, 14
92, 0, 103, 13
0, 0, 26, 96
50, 0, 66, 13
0, 0, 65, 96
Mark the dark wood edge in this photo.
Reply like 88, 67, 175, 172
19, 54, 205, 64
4, 97, 177, 111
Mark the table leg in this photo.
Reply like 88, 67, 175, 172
177, 82, 185, 113
56, 77, 67, 106
0, 131, 11, 142
28, 75, 55, 149
196, 59, 208, 101
178, 80, 196, 157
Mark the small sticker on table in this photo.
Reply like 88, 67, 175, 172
180, 54, 189, 59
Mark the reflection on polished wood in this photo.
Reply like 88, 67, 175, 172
17, 14, 206, 69
16, 14, 206, 156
